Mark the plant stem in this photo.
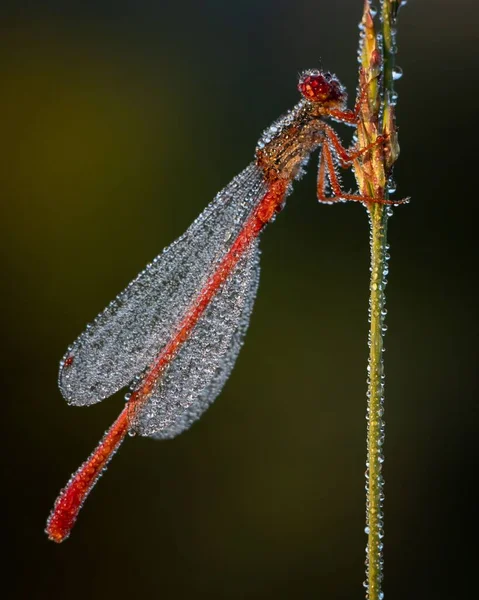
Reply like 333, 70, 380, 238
365, 201, 388, 600
355, 1, 404, 598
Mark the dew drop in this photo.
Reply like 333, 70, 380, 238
387, 178, 397, 193
369, 5, 378, 17
392, 66, 403, 80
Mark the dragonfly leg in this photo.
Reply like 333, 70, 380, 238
327, 68, 369, 125
317, 141, 409, 206
324, 124, 388, 168
317, 147, 338, 204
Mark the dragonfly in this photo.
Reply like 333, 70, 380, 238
46, 68, 403, 543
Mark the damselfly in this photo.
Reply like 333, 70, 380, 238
46, 69, 403, 542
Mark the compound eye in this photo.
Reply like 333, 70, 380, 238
298, 73, 331, 102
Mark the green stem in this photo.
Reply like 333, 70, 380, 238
365, 200, 389, 600
361, 2, 403, 598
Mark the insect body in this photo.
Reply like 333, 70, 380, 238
46, 69, 396, 543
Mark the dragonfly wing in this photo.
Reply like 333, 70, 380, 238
142, 240, 260, 438
59, 164, 266, 406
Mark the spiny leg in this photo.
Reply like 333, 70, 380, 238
317, 148, 333, 203
324, 124, 388, 167
327, 69, 369, 125
318, 141, 409, 206
321, 142, 346, 199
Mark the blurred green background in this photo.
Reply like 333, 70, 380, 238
2, 1, 477, 598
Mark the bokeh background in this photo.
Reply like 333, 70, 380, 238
2, 1, 477, 598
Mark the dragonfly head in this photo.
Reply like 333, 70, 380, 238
298, 70, 347, 110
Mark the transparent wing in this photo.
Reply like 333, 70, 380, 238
59, 164, 266, 406
137, 240, 260, 438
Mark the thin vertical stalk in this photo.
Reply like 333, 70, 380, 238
364, 201, 388, 600
354, 1, 404, 598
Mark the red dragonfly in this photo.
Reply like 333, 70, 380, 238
46, 69, 401, 542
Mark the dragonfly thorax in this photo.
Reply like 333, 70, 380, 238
255, 103, 327, 184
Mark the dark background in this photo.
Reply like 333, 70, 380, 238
2, 1, 477, 598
